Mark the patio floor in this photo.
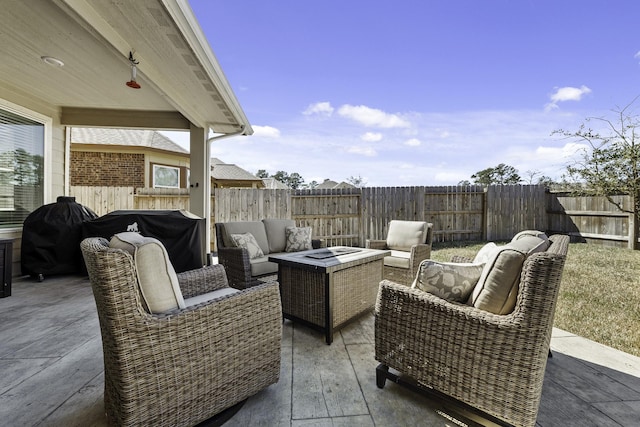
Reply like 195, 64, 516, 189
1, 274, 639, 427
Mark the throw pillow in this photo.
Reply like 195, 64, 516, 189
230, 232, 265, 259
285, 226, 313, 252
109, 232, 185, 314
412, 260, 485, 302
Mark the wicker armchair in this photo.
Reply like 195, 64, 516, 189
80, 237, 282, 427
365, 220, 433, 285
375, 234, 570, 427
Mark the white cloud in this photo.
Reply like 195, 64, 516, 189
405, 138, 421, 146
337, 104, 411, 128
303, 101, 334, 116
347, 145, 377, 156
635, 51, 640, 60
545, 85, 592, 112
361, 132, 383, 142
252, 125, 281, 138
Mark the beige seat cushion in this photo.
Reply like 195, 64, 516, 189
468, 236, 549, 314
263, 219, 296, 253
109, 232, 185, 314
183, 287, 240, 307
386, 220, 428, 251
383, 250, 411, 269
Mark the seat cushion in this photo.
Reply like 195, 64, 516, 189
384, 250, 411, 268
412, 260, 485, 302
468, 236, 550, 314
109, 232, 185, 314
222, 221, 270, 255
386, 220, 428, 251
263, 219, 296, 253
285, 226, 313, 252
183, 287, 240, 307
249, 256, 280, 276
230, 232, 265, 259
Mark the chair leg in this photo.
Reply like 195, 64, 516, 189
376, 364, 389, 389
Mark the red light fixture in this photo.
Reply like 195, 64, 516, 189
126, 51, 141, 89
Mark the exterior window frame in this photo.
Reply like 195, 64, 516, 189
152, 164, 180, 189
0, 98, 51, 232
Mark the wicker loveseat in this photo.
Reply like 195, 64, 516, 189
375, 233, 570, 427
215, 219, 323, 289
81, 235, 282, 427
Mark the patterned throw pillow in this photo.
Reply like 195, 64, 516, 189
231, 232, 264, 259
412, 260, 485, 303
285, 226, 313, 252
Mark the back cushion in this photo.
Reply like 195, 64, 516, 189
263, 218, 296, 253
222, 221, 270, 255
468, 236, 548, 315
110, 232, 185, 314
386, 220, 428, 251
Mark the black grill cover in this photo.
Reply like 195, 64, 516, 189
81, 210, 205, 273
21, 196, 98, 277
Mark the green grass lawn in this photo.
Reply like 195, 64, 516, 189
431, 241, 640, 358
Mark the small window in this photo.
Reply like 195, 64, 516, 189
153, 164, 180, 188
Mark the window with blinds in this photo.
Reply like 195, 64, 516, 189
0, 108, 44, 228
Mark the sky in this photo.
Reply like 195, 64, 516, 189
163, 0, 640, 187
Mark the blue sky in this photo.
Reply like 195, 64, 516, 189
165, 0, 640, 186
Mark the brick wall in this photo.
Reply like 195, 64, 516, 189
71, 151, 145, 187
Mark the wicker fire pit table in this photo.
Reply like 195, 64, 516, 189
268, 246, 390, 344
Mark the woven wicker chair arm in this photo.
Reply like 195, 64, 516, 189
216, 246, 253, 289
450, 255, 474, 263
177, 264, 229, 299
366, 239, 388, 250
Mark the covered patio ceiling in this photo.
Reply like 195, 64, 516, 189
0, 0, 252, 135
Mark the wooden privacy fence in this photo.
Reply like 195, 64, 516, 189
70, 185, 638, 250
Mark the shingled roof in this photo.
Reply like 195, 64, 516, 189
211, 158, 262, 182
70, 128, 189, 154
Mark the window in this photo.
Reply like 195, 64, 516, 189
0, 107, 44, 228
153, 164, 180, 188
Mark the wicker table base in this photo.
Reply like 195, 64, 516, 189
269, 247, 389, 344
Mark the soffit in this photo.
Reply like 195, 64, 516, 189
0, 0, 251, 134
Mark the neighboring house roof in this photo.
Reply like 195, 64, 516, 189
262, 178, 290, 189
70, 128, 188, 154
316, 179, 355, 189
211, 159, 263, 183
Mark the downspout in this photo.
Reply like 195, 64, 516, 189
203, 124, 247, 263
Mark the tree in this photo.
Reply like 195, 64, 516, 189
255, 169, 269, 178
347, 175, 367, 188
554, 100, 640, 248
471, 163, 521, 185
458, 179, 472, 186
287, 172, 305, 189
303, 180, 319, 189
524, 169, 554, 187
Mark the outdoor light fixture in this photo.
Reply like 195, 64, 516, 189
41, 56, 64, 67
126, 51, 141, 89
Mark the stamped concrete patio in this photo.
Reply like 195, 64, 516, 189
1, 274, 639, 427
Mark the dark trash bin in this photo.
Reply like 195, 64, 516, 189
81, 209, 205, 273
21, 196, 98, 280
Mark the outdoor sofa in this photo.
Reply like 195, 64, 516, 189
215, 219, 324, 289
